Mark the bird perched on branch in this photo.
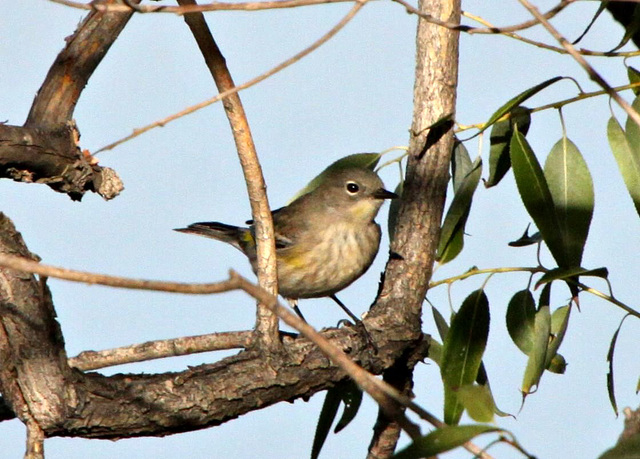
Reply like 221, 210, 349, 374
175, 166, 397, 321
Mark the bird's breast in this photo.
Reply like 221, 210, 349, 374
276, 221, 382, 299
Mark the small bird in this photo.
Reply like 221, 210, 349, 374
175, 166, 397, 321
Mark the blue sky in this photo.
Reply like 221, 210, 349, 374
1, 1, 639, 458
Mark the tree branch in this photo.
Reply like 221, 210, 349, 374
0, 0, 132, 200
0, 212, 424, 439
178, 0, 281, 348
0, 123, 122, 200
25, 0, 139, 129
69, 330, 254, 371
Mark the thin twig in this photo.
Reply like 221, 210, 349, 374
429, 265, 640, 318
462, 10, 640, 57
0, 253, 240, 294
69, 330, 253, 371
178, 0, 280, 348
392, 0, 570, 34
50, 0, 354, 13
25, 421, 45, 459
95, 1, 368, 153
517, 0, 640, 128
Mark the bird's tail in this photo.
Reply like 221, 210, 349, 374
174, 222, 254, 253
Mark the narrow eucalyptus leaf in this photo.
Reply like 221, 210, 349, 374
522, 306, 551, 396
607, 314, 632, 416
393, 425, 502, 459
437, 157, 482, 264
544, 137, 594, 267
510, 129, 567, 266
441, 290, 490, 425
607, 116, 640, 217
457, 384, 495, 423
486, 106, 531, 187
311, 387, 343, 459
628, 65, 640, 96
535, 266, 608, 289
334, 381, 363, 433
432, 306, 450, 342
452, 140, 472, 193
506, 290, 536, 355
477, 76, 563, 137
545, 305, 571, 369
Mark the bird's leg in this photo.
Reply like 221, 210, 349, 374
331, 294, 377, 352
330, 294, 360, 323
287, 298, 307, 322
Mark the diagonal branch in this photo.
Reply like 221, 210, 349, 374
26, 0, 139, 129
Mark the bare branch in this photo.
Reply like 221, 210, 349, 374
177, 0, 280, 349
463, 10, 640, 57
392, 0, 570, 35
0, 252, 240, 294
517, 0, 640, 128
25, 421, 45, 459
0, 123, 122, 200
96, 1, 369, 153
69, 331, 254, 371
26, 0, 140, 129
50, 0, 356, 13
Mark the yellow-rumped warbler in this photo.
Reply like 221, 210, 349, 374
175, 166, 397, 320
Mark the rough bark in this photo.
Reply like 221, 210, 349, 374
0, 0, 458, 447
0, 211, 426, 438
0, 123, 121, 200
0, 0, 133, 200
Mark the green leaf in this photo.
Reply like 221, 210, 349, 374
441, 290, 490, 425
290, 152, 381, 203
609, 4, 640, 52
508, 224, 542, 247
393, 425, 502, 459
607, 115, 640, 217
628, 65, 640, 96
544, 137, 594, 267
521, 305, 551, 396
334, 381, 363, 433
427, 336, 443, 367
546, 353, 567, 374
510, 129, 567, 266
535, 266, 609, 289
607, 314, 632, 417
432, 306, 450, 342
452, 139, 472, 193
437, 157, 482, 264
506, 290, 537, 355
545, 305, 571, 370
476, 76, 563, 137
311, 387, 342, 459
572, 0, 609, 45
486, 106, 531, 187
311, 381, 364, 458
387, 181, 403, 241
457, 384, 496, 423
539, 282, 552, 309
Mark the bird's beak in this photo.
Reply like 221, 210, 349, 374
373, 188, 399, 200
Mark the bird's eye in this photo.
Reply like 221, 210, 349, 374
346, 182, 360, 194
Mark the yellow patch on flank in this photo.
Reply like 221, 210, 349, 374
279, 251, 308, 269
